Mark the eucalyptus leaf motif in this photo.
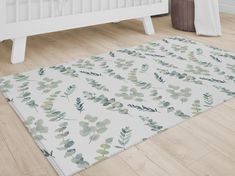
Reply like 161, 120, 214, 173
0, 79, 13, 93
79, 115, 111, 144
191, 100, 202, 116
41, 91, 68, 121
83, 91, 128, 114
25, 116, 48, 141
55, 122, 89, 168
37, 77, 62, 93
17, 82, 38, 111
95, 137, 113, 161
139, 116, 163, 132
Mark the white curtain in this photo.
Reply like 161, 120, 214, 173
194, 0, 222, 36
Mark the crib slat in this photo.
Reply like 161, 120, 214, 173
108, 0, 111, 10
0, 0, 6, 24
99, 0, 102, 11
15, 0, 19, 22
40, 0, 43, 19
28, 0, 31, 20
72, 0, 76, 14
61, 0, 65, 16
91, 0, 94, 12
81, 0, 85, 13
51, 0, 54, 17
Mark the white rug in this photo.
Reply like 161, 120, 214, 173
0, 37, 234, 176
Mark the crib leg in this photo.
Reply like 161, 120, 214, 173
142, 16, 155, 35
11, 37, 27, 64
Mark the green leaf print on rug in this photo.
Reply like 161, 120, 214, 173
115, 86, 144, 102
72, 60, 95, 70
115, 127, 132, 150
17, 82, 39, 111
41, 91, 68, 121
185, 65, 210, 76
114, 58, 134, 70
0, 79, 13, 93
86, 78, 109, 92
61, 84, 76, 101
191, 100, 202, 116
226, 64, 235, 73
13, 74, 29, 82
95, 137, 113, 161
55, 122, 89, 168
83, 91, 128, 114
25, 116, 48, 141
37, 77, 62, 94
38, 68, 46, 76
50, 65, 79, 78
99, 62, 125, 80
79, 115, 111, 144
139, 116, 163, 132
75, 97, 85, 113
203, 93, 214, 107
128, 68, 152, 89
166, 85, 192, 103
140, 64, 149, 73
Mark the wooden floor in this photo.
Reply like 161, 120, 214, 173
0, 13, 235, 176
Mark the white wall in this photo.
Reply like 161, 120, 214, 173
219, 0, 235, 14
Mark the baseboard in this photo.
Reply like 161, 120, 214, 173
219, 3, 235, 14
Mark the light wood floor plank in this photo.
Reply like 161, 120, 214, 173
119, 147, 170, 176
0, 130, 23, 176
188, 150, 235, 176
205, 105, 235, 132
80, 155, 138, 176
150, 126, 212, 166
179, 112, 235, 162
137, 140, 197, 176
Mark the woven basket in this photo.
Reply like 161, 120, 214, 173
171, 0, 196, 32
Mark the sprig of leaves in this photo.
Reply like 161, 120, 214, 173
13, 74, 29, 82
38, 68, 45, 76
17, 82, 39, 111
86, 78, 109, 92
0, 79, 13, 93
154, 73, 165, 83
55, 122, 89, 168
95, 138, 113, 161
61, 84, 76, 101
128, 104, 158, 113
139, 116, 163, 132
191, 100, 202, 116
50, 65, 79, 78
25, 116, 48, 141
128, 68, 152, 89
83, 91, 128, 114
41, 91, 68, 121
203, 93, 213, 107
79, 115, 111, 144
37, 77, 62, 94
115, 127, 132, 150
75, 98, 85, 113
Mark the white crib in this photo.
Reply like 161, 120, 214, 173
0, 0, 169, 64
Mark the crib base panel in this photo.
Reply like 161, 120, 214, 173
11, 37, 27, 64
0, 0, 169, 64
